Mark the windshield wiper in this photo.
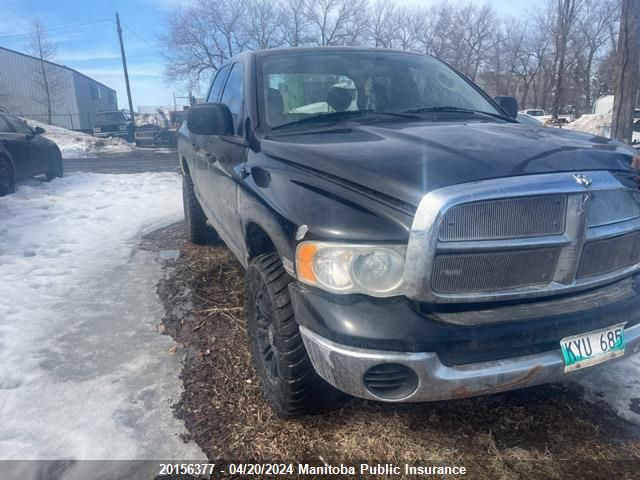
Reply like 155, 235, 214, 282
403, 106, 515, 122
271, 109, 417, 130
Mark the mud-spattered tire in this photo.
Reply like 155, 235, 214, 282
182, 173, 217, 245
246, 253, 341, 418
0, 156, 15, 196
45, 149, 64, 181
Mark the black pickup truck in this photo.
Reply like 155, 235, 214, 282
178, 47, 640, 418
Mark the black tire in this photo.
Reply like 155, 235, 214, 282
182, 173, 217, 244
246, 253, 341, 418
45, 149, 63, 181
0, 156, 15, 196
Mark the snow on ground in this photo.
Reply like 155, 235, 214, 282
565, 112, 612, 137
566, 112, 640, 144
24, 119, 136, 159
573, 354, 640, 427
0, 172, 204, 462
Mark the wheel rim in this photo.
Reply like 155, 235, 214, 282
254, 283, 280, 381
0, 161, 12, 195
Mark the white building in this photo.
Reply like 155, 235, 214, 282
0, 46, 117, 131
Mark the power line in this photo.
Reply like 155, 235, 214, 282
122, 23, 170, 60
0, 19, 113, 40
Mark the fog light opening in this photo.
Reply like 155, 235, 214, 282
363, 363, 419, 400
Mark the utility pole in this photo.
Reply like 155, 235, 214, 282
116, 12, 135, 138
611, 0, 640, 143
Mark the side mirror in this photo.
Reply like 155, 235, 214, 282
34, 126, 46, 135
494, 96, 518, 119
187, 103, 234, 136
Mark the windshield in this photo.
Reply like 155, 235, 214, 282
260, 51, 501, 128
95, 111, 127, 123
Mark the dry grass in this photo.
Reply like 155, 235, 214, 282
144, 222, 640, 479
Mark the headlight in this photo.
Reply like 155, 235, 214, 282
119, 125, 128, 131
93, 127, 101, 132
296, 242, 406, 296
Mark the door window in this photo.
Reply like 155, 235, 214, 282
207, 65, 230, 103
6, 116, 32, 134
0, 116, 13, 132
220, 63, 244, 133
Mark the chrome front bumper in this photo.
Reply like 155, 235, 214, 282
300, 323, 640, 402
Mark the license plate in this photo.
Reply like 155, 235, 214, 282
561, 323, 626, 372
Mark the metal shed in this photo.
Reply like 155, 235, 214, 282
0, 46, 117, 131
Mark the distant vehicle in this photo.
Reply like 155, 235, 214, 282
519, 108, 552, 124
92, 110, 134, 142
0, 114, 63, 196
593, 95, 640, 119
520, 108, 547, 117
516, 113, 543, 127
593, 95, 614, 115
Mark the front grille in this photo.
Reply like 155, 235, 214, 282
439, 195, 567, 241
577, 230, 640, 278
432, 248, 560, 293
588, 190, 640, 227
407, 172, 640, 305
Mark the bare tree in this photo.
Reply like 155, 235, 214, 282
158, 0, 622, 117
282, 0, 312, 46
611, 0, 640, 143
28, 21, 64, 125
247, 0, 286, 49
415, 3, 454, 60
538, 0, 582, 115
368, 0, 395, 48
574, 0, 619, 112
303, 0, 369, 46
160, 0, 251, 87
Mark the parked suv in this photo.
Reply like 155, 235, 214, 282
92, 110, 134, 142
178, 47, 640, 418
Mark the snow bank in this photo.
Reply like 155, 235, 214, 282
565, 112, 612, 137
566, 112, 640, 145
24, 119, 136, 158
0, 173, 203, 460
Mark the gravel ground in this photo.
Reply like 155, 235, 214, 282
142, 222, 640, 480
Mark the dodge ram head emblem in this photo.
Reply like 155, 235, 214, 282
573, 174, 592, 187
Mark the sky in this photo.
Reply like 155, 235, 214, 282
0, 0, 530, 110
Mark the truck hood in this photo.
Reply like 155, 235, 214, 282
261, 120, 636, 208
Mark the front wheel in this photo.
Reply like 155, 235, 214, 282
0, 157, 15, 196
45, 149, 63, 181
182, 173, 217, 244
246, 253, 341, 418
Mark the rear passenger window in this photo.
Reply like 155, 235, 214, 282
207, 65, 230, 103
220, 63, 244, 133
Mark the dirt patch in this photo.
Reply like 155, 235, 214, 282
143, 222, 640, 479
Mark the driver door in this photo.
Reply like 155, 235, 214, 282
201, 62, 248, 253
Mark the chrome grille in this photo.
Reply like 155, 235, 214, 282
432, 248, 560, 293
588, 190, 640, 227
404, 171, 640, 305
439, 195, 567, 241
578, 230, 640, 279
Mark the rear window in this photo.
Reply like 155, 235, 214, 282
96, 112, 127, 122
